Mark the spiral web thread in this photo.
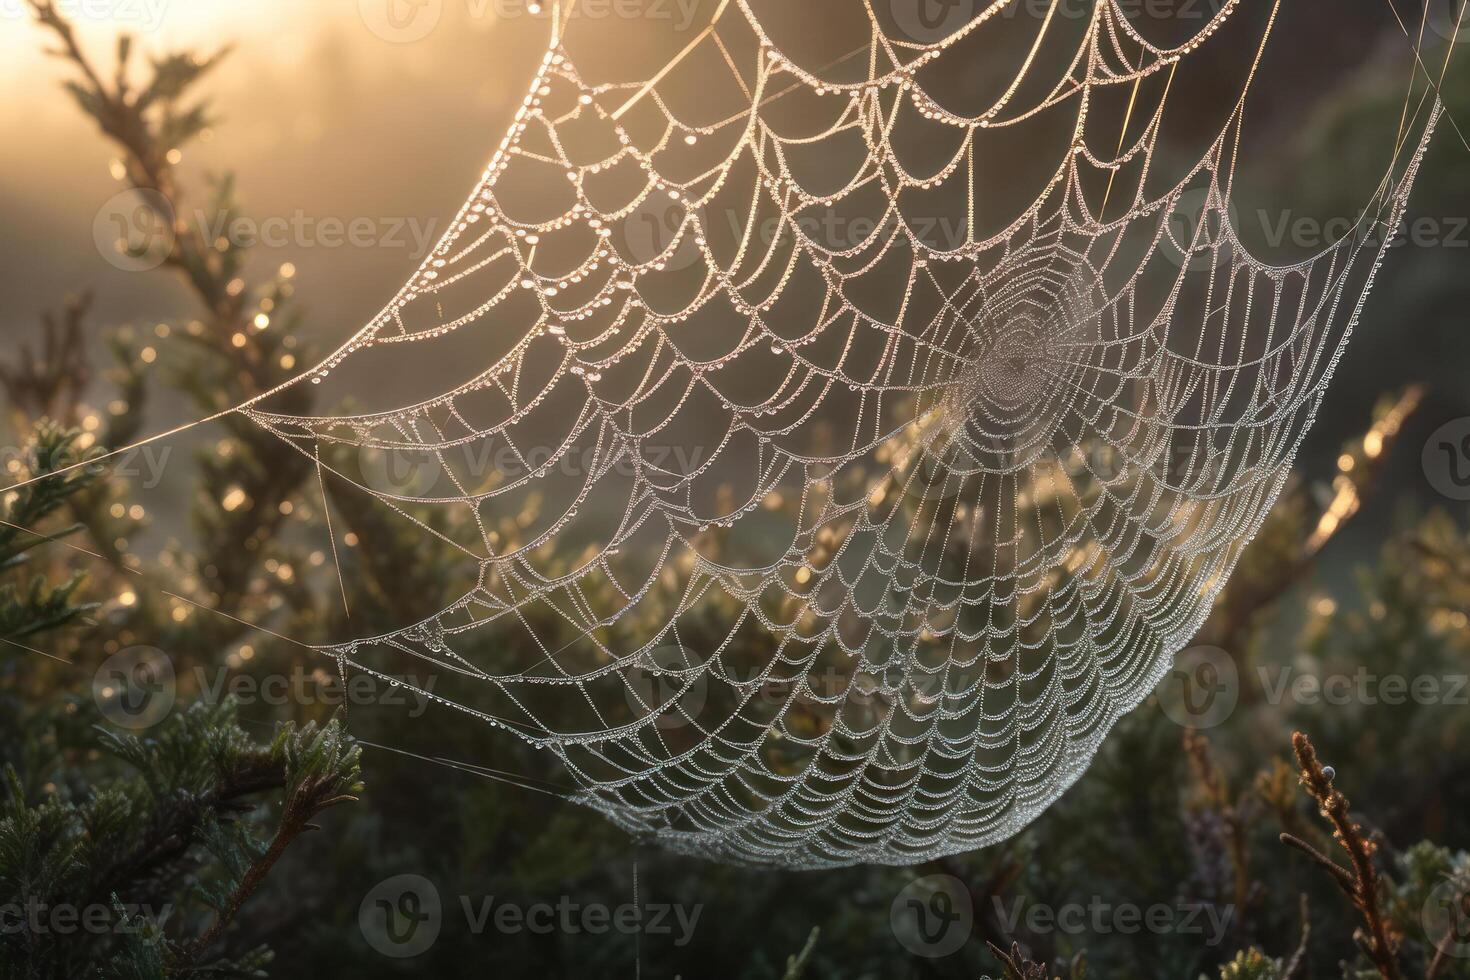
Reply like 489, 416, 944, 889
243, 0, 1441, 867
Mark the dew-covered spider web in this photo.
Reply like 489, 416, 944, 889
236, 0, 1444, 867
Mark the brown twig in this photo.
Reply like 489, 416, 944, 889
1285, 731, 1402, 980
0, 293, 93, 430
985, 941, 1052, 980
781, 927, 820, 980
1279, 833, 1356, 895
71, 757, 287, 931
1281, 894, 1311, 980
28, 1, 249, 359
1183, 728, 1252, 931
179, 773, 358, 966
1426, 883, 1470, 980
27, 0, 317, 655
1428, 935, 1451, 979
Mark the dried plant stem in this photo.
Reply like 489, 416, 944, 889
986, 941, 1052, 980
1284, 731, 1402, 980
1281, 894, 1311, 980
1183, 729, 1252, 929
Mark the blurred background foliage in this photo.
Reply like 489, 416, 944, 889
2, 1, 1469, 978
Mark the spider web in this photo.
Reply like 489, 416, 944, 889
243, 0, 1441, 867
